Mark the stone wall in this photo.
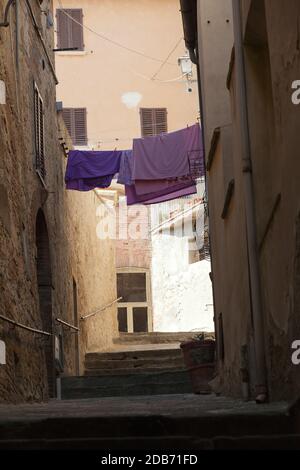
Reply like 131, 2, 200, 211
0, 0, 118, 403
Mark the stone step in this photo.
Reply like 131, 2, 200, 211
62, 381, 192, 400
62, 370, 192, 399
84, 366, 186, 376
1, 434, 300, 450
0, 404, 292, 442
113, 332, 202, 345
86, 348, 183, 361
85, 357, 184, 371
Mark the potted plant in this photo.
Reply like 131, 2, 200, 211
180, 333, 215, 394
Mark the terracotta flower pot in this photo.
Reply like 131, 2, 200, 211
180, 339, 215, 394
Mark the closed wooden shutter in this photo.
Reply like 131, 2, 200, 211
56, 9, 84, 51
140, 108, 167, 137
34, 84, 46, 179
62, 108, 87, 146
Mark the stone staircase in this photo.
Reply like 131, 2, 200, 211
0, 395, 299, 450
62, 333, 199, 399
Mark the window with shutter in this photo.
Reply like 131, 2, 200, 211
34, 83, 46, 180
56, 9, 84, 51
140, 108, 167, 137
62, 108, 87, 146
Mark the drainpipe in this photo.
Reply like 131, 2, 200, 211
232, 0, 268, 403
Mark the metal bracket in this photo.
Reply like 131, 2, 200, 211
0, 0, 15, 28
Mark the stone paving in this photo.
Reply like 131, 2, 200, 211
0, 394, 290, 422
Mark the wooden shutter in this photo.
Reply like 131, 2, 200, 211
70, 9, 84, 51
74, 108, 87, 145
39, 95, 45, 178
56, 9, 69, 49
62, 108, 74, 141
140, 108, 167, 137
56, 9, 84, 50
140, 108, 154, 137
62, 108, 87, 146
34, 84, 46, 179
154, 108, 167, 135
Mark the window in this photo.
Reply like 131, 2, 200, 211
140, 108, 167, 137
117, 269, 152, 333
56, 8, 84, 51
34, 83, 45, 179
117, 273, 146, 303
62, 108, 87, 146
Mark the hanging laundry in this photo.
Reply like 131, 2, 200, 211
134, 176, 194, 196
125, 182, 197, 206
64, 124, 204, 206
65, 150, 122, 191
117, 150, 134, 186
66, 175, 116, 191
132, 123, 203, 181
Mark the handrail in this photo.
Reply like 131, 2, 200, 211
0, 314, 51, 337
80, 297, 122, 321
55, 318, 79, 332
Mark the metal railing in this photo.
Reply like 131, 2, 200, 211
80, 297, 122, 321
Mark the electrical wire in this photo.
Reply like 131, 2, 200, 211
129, 68, 189, 83
150, 37, 183, 80
57, 0, 177, 66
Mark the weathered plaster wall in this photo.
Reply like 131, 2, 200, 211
53, 0, 199, 151
201, 0, 300, 401
151, 235, 214, 333
197, 0, 233, 148
245, 0, 300, 400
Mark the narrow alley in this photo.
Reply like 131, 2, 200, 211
1, 0, 300, 456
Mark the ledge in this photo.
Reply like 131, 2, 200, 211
221, 179, 235, 219
226, 47, 235, 91
55, 51, 89, 57
206, 127, 221, 172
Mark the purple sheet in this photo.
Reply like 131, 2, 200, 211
132, 123, 202, 180
117, 150, 133, 186
126, 182, 197, 205
66, 175, 114, 191
134, 175, 194, 196
65, 150, 122, 190
143, 185, 197, 205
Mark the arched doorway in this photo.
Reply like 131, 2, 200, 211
35, 209, 55, 397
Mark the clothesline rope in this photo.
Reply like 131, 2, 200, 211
78, 120, 201, 147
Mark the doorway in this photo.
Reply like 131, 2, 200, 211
35, 209, 55, 397
72, 278, 80, 375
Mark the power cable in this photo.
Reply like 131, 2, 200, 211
150, 37, 183, 80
